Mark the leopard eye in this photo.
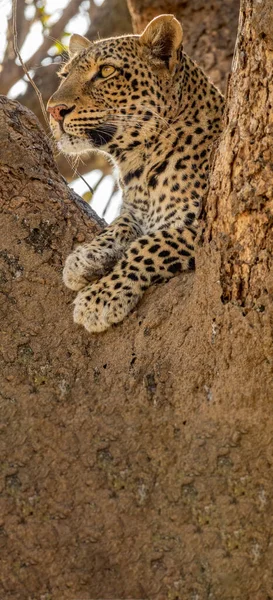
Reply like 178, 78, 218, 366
59, 71, 68, 79
100, 65, 116, 78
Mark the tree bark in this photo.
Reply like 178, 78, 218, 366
205, 0, 273, 310
1, 2, 273, 599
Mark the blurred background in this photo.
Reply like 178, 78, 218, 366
0, 0, 239, 222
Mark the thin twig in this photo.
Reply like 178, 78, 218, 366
12, 0, 94, 198
12, 0, 50, 130
102, 182, 119, 217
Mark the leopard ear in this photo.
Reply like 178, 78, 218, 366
139, 15, 183, 72
69, 34, 90, 56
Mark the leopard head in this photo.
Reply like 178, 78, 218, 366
47, 15, 183, 158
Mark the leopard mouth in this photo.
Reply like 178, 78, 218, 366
84, 123, 117, 147
56, 122, 118, 154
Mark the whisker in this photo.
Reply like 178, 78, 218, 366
107, 108, 177, 135
105, 117, 173, 145
46, 35, 69, 54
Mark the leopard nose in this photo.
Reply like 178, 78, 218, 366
47, 104, 71, 122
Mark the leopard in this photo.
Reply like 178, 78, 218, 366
47, 14, 224, 333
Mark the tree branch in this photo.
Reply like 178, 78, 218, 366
26, 0, 84, 73
1, 0, 85, 95
86, 0, 132, 39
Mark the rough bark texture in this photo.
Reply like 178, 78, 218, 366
1, 2, 273, 599
206, 1, 273, 310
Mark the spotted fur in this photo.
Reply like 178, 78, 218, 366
47, 15, 224, 332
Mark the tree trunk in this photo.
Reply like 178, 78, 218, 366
1, 2, 273, 600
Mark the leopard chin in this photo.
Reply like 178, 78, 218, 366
58, 134, 94, 155
58, 123, 117, 154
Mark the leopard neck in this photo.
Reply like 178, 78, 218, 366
108, 52, 224, 194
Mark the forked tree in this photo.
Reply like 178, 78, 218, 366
0, 0, 273, 598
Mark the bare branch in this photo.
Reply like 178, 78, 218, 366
87, 0, 132, 39
1, 0, 85, 95
11, 0, 104, 187
12, 0, 50, 130
26, 0, 84, 73
3, 0, 28, 63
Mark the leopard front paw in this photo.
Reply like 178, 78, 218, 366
63, 244, 114, 291
73, 277, 140, 333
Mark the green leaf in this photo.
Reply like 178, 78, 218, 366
82, 191, 93, 203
